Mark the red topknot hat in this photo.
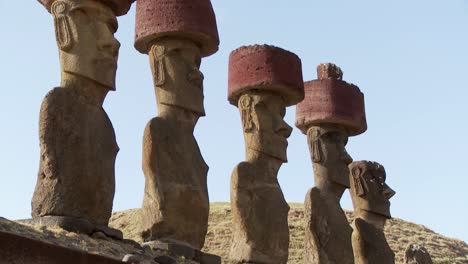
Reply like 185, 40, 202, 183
38, 0, 135, 16
295, 63, 367, 136
228, 45, 304, 107
134, 0, 220, 57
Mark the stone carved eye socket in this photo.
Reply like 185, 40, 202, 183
322, 132, 336, 142
377, 176, 386, 190
322, 131, 347, 146
167, 48, 182, 58
254, 101, 267, 112
72, 8, 89, 21
368, 174, 385, 193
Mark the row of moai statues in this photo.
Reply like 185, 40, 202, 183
226, 48, 397, 264
295, 64, 398, 264
28, 0, 407, 263
31, 0, 219, 245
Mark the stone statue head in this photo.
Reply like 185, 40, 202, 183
405, 244, 433, 264
238, 90, 292, 163
349, 161, 396, 219
51, 0, 120, 90
149, 38, 205, 117
307, 124, 353, 188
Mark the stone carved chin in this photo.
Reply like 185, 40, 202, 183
239, 91, 292, 163
53, 0, 120, 90
349, 161, 396, 219
308, 124, 353, 189
149, 38, 205, 117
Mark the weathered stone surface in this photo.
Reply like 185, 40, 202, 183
140, 116, 209, 248
154, 255, 178, 264
349, 161, 396, 264
143, 239, 221, 264
22, 215, 123, 240
295, 63, 366, 136
404, 244, 434, 264
199, 252, 221, 264
38, 0, 135, 16
32, 87, 119, 227
303, 187, 354, 264
31, 0, 121, 235
230, 159, 290, 264
92, 231, 110, 240
316, 62, 343, 80
42, 0, 121, 91
148, 39, 206, 116
144, 239, 197, 260
228, 45, 303, 264
228, 45, 304, 106
93, 227, 124, 241
352, 218, 395, 264
122, 253, 157, 264
122, 254, 141, 263
295, 64, 367, 263
139, 38, 211, 249
0, 230, 127, 264
300, 125, 354, 264
349, 161, 396, 219
134, 0, 219, 56
307, 124, 354, 188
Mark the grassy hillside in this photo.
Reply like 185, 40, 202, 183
110, 203, 468, 264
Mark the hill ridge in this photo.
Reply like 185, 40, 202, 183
109, 203, 468, 264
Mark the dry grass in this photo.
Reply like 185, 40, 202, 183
113, 203, 468, 264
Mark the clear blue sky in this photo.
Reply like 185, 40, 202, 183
1, 0, 467, 243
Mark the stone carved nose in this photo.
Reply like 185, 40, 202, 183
99, 37, 120, 58
341, 150, 353, 165
276, 121, 292, 139
188, 68, 204, 88
383, 185, 396, 199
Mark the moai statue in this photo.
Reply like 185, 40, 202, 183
31, 0, 134, 239
295, 63, 367, 264
349, 161, 396, 264
134, 0, 219, 249
405, 244, 434, 264
227, 45, 305, 264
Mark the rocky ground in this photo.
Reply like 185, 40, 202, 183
1, 203, 466, 264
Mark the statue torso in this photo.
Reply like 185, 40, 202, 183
140, 117, 209, 248
304, 187, 354, 264
230, 161, 290, 264
32, 87, 118, 226
352, 217, 395, 264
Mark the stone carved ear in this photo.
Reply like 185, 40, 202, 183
239, 95, 254, 133
150, 45, 166, 86
51, 1, 73, 51
351, 166, 367, 197
307, 128, 323, 163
